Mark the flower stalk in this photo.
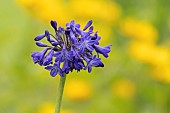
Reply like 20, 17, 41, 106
55, 74, 66, 113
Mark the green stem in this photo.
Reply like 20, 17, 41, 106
55, 74, 66, 113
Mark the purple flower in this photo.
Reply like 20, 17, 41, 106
73, 59, 84, 71
45, 62, 64, 77
34, 34, 45, 41
76, 37, 96, 54
54, 46, 73, 63
43, 49, 54, 66
84, 55, 104, 73
31, 48, 48, 66
31, 20, 111, 77
93, 44, 111, 58
62, 60, 70, 74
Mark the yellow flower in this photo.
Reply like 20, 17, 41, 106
69, 0, 121, 23
37, 102, 55, 113
16, 0, 70, 25
16, 0, 121, 43
120, 17, 158, 43
37, 102, 73, 113
93, 22, 114, 44
64, 79, 92, 101
17, 0, 121, 23
151, 66, 170, 84
129, 41, 170, 66
111, 79, 136, 99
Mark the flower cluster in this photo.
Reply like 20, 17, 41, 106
31, 20, 111, 77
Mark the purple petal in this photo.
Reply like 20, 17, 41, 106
69, 31, 77, 43
65, 29, 70, 35
75, 24, 80, 28
98, 62, 104, 67
70, 20, 75, 25
34, 34, 45, 41
50, 20, 57, 30
31, 48, 48, 65
62, 60, 70, 74
54, 52, 61, 56
66, 23, 70, 28
93, 44, 111, 58
83, 20, 92, 31
45, 66, 53, 70
54, 61, 61, 67
43, 50, 54, 66
51, 42, 59, 46
45, 30, 50, 41
89, 26, 93, 32
75, 27, 82, 35
50, 68, 58, 77
86, 45, 94, 52
49, 37, 56, 42
36, 42, 48, 47
88, 66, 92, 73
75, 28, 90, 37
91, 59, 104, 67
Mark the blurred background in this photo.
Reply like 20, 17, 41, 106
0, 0, 170, 113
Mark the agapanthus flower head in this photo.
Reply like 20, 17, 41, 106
31, 20, 111, 77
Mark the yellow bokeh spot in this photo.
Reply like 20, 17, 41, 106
17, 0, 121, 23
129, 41, 170, 66
16, 0, 71, 25
16, 0, 121, 43
120, 17, 158, 43
37, 102, 73, 113
37, 102, 55, 113
151, 66, 170, 84
94, 23, 113, 44
112, 79, 136, 99
64, 79, 92, 101
70, 0, 121, 23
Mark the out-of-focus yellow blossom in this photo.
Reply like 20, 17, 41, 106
37, 102, 73, 113
151, 66, 170, 84
64, 79, 92, 101
37, 102, 55, 113
16, 0, 121, 43
16, 0, 70, 25
94, 22, 114, 44
69, 0, 121, 23
17, 0, 121, 23
120, 17, 158, 43
124, 18, 170, 83
129, 41, 170, 66
111, 79, 136, 99
69, 0, 121, 41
